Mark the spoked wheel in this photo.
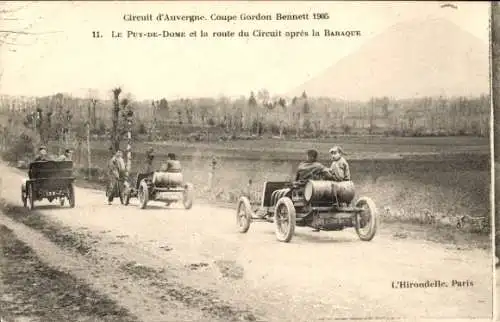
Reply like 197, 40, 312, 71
68, 184, 75, 208
354, 197, 378, 241
182, 183, 194, 210
274, 197, 296, 243
26, 184, 35, 210
138, 180, 149, 209
236, 196, 253, 233
21, 186, 27, 208
59, 197, 65, 206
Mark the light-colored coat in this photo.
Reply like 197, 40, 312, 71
329, 157, 350, 181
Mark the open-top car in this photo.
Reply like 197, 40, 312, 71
21, 160, 75, 210
236, 179, 378, 242
122, 171, 194, 210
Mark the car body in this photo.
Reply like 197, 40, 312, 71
236, 179, 378, 242
21, 160, 75, 210
122, 171, 193, 209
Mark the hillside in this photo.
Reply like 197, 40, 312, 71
288, 17, 489, 100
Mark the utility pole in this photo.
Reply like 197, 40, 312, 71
125, 110, 134, 178
86, 121, 91, 179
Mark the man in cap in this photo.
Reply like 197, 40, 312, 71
295, 149, 334, 181
143, 147, 155, 174
106, 149, 126, 204
328, 145, 350, 181
34, 146, 50, 161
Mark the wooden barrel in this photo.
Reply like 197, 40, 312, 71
304, 180, 355, 204
153, 172, 183, 187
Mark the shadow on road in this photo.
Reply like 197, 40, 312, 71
30, 204, 71, 211
261, 230, 357, 244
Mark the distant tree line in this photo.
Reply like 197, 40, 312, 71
0, 90, 490, 149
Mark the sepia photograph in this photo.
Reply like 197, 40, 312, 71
0, 1, 493, 321
493, 1, 500, 321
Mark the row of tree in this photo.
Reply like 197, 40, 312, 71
0, 90, 491, 148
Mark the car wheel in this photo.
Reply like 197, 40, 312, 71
274, 197, 296, 242
138, 180, 149, 209
354, 196, 378, 241
236, 196, 253, 233
182, 183, 194, 210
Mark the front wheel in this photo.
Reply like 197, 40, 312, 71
182, 183, 194, 210
354, 197, 378, 241
274, 197, 296, 243
68, 184, 75, 208
236, 196, 253, 233
138, 180, 149, 209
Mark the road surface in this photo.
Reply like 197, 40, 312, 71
0, 162, 493, 321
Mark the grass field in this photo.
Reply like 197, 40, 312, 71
81, 136, 489, 162
54, 136, 491, 235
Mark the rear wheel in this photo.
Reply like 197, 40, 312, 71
182, 183, 194, 209
21, 186, 27, 208
138, 180, 149, 209
274, 197, 296, 242
26, 184, 35, 210
354, 197, 378, 241
236, 196, 253, 233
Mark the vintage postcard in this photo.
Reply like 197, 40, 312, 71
0, 1, 493, 321
493, 1, 500, 321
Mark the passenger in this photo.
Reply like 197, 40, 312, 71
328, 146, 350, 181
160, 153, 182, 173
57, 148, 73, 161
295, 149, 334, 181
106, 149, 125, 205
33, 146, 50, 161
143, 147, 155, 174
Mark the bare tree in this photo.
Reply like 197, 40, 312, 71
111, 87, 121, 152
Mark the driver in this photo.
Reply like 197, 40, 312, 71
295, 149, 334, 181
34, 146, 50, 161
56, 148, 73, 161
143, 147, 155, 174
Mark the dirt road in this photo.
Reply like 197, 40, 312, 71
0, 162, 493, 321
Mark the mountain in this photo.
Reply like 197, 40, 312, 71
288, 17, 489, 100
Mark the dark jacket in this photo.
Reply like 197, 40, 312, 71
295, 161, 333, 181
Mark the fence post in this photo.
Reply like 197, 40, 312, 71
208, 156, 217, 193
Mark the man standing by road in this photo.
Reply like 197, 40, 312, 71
106, 149, 125, 205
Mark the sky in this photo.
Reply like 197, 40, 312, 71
0, 1, 490, 100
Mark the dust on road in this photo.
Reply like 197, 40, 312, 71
0, 162, 493, 321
